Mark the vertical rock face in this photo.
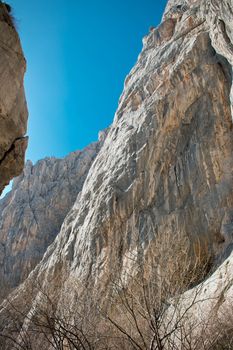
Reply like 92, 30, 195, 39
0, 131, 107, 301
34, 0, 233, 286
204, 0, 233, 65
0, 0, 233, 347
0, 3, 28, 194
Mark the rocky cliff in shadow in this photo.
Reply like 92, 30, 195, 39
0, 0, 233, 348
0, 3, 28, 194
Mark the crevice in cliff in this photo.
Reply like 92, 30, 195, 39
174, 164, 181, 193
0, 38, 25, 61
173, 19, 206, 42
215, 53, 233, 88
27, 175, 40, 231
218, 19, 233, 53
0, 137, 26, 166
227, 2, 233, 16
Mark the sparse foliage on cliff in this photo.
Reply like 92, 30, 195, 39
100, 231, 212, 350
0, 232, 231, 350
0, 282, 95, 349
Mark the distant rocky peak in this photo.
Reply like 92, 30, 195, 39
0, 129, 108, 301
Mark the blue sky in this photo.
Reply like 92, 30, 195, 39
9, 0, 167, 162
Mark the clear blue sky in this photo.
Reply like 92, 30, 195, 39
9, 0, 167, 162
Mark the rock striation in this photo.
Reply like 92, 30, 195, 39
0, 3, 28, 194
0, 130, 107, 301
0, 0, 233, 348
27, 0, 233, 287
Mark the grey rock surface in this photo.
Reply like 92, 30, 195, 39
1, 0, 233, 348
0, 3, 28, 194
0, 130, 107, 301
35, 0, 233, 285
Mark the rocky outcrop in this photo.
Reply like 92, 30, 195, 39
29, 0, 233, 286
0, 130, 107, 301
164, 244, 233, 348
203, 0, 233, 65
0, 0, 233, 348
0, 3, 28, 194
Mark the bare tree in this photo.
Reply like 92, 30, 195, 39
1, 231, 230, 350
197, 296, 233, 350
100, 231, 213, 350
0, 280, 99, 350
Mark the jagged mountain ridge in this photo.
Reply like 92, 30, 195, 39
0, 0, 233, 348
0, 129, 108, 301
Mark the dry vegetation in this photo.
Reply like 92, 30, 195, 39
0, 231, 232, 349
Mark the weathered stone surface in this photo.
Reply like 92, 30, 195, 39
0, 0, 233, 348
0, 130, 107, 301
203, 0, 233, 66
165, 247, 233, 347
38, 0, 233, 286
0, 3, 28, 194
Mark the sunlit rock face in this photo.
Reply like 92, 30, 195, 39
32, 0, 233, 285
0, 0, 233, 348
0, 3, 28, 194
0, 131, 107, 301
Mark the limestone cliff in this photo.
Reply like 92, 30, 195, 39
0, 0, 233, 348
0, 130, 107, 301
26, 0, 233, 285
0, 3, 28, 194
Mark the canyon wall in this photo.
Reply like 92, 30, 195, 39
0, 130, 107, 301
25, 0, 233, 288
0, 3, 28, 194
0, 0, 233, 348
